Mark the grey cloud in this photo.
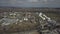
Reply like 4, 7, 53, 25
0, 0, 60, 8
28, 0, 38, 2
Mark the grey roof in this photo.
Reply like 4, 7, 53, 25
0, 0, 60, 8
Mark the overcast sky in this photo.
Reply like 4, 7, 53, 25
0, 0, 60, 3
0, 0, 60, 8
